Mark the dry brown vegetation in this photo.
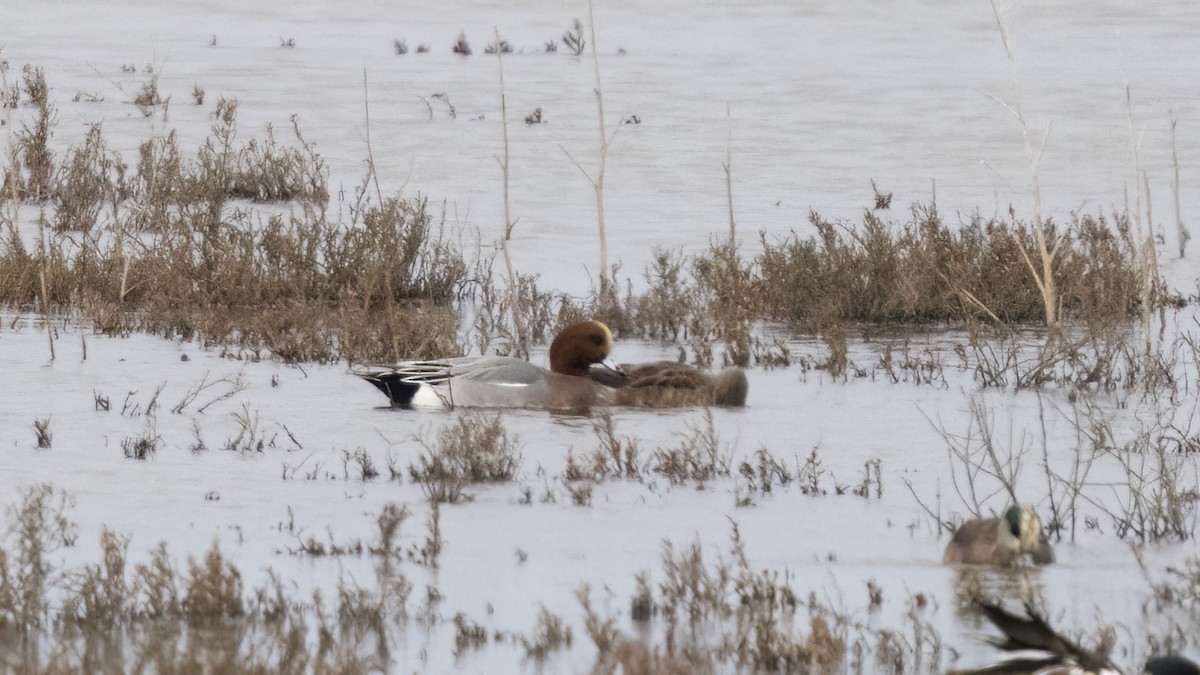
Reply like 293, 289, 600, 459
2, 70, 465, 365
0, 484, 959, 673
1, 64, 1167, 376
0, 485, 411, 673
757, 206, 1144, 327
408, 412, 523, 503
570, 524, 946, 674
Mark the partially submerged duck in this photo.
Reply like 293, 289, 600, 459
358, 320, 622, 410
589, 361, 749, 408
943, 506, 1054, 566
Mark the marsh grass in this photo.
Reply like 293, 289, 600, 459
4, 65, 56, 202
520, 606, 573, 660
32, 417, 51, 448
224, 404, 264, 454
0, 65, 1165, 379
0, 450, 429, 671
368, 503, 407, 558
132, 73, 163, 112
121, 426, 162, 460
1, 78, 464, 365
907, 388, 1200, 547
562, 19, 586, 56
1072, 402, 1200, 542
453, 612, 488, 656
758, 208, 1142, 328
588, 410, 645, 480
452, 31, 471, 55
652, 409, 731, 486
0, 479, 1191, 673
408, 412, 522, 503
578, 524, 946, 674
734, 444, 859, 497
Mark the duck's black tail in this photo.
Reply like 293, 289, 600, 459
358, 370, 419, 408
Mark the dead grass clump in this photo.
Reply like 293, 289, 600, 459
0, 489, 424, 672
563, 479, 594, 506
61, 528, 130, 626
0, 484, 76, 631
797, 447, 840, 496
652, 409, 731, 485
485, 39, 513, 55
223, 404, 264, 454
1075, 406, 1199, 542
581, 587, 707, 674
452, 31, 472, 55
690, 240, 757, 367
453, 612, 488, 656
877, 339, 946, 386
122, 427, 162, 460
563, 19, 586, 56
408, 412, 522, 503
342, 449, 378, 481
0, 81, 466, 365
182, 541, 244, 622
132, 542, 179, 619
563, 411, 646, 487
226, 121, 327, 203
855, 458, 884, 498
622, 241, 756, 367
596, 525, 946, 674
409, 502, 443, 567
520, 606, 573, 660
1140, 552, 1200, 616
757, 206, 1143, 327
52, 123, 123, 232
657, 538, 732, 627
132, 73, 163, 111
589, 410, 645, 480
33, 417, 51, 448
738, 447, 795, 496
630, 248, 693, 342
3, 65, 56, 202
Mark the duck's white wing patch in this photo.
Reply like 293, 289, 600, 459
410, 385, 450, 410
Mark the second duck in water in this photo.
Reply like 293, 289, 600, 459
589, 361, 748, 408
942, 505, 1054, 566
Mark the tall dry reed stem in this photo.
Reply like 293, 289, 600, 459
988, 0, 1062, 327
1169, 112, 1189, 258
562, 0, 614, 300
493, 27, 528, 358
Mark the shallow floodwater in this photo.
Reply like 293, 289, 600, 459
4, 0, 1199, 293
3, 0, 1200, 671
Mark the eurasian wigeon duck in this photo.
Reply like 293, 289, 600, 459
358, 320, 623, 410
942, 505, 1054, 566
588, 361, 749, 408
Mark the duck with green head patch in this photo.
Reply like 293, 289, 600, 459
943, 505, 1054, 566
